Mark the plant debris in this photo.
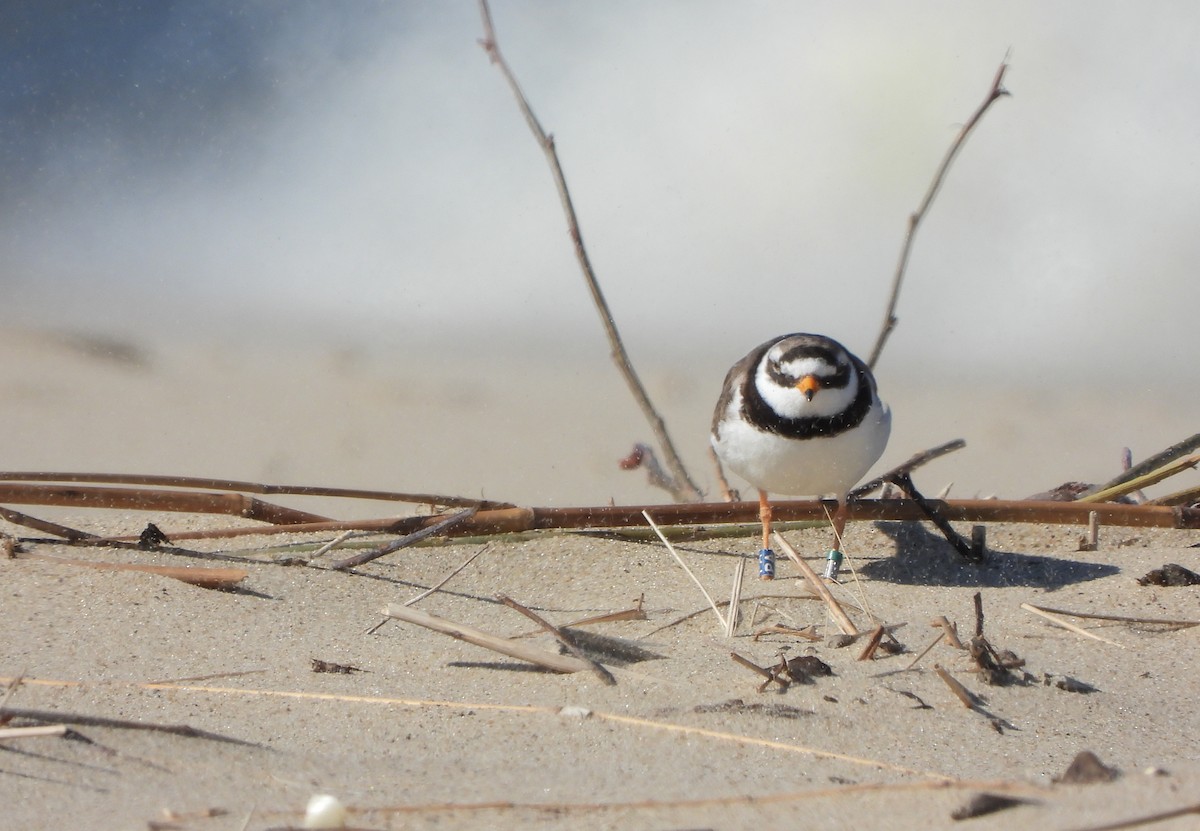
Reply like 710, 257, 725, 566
1055, 750, 1119, 784
693, 699, 813, 720
310, 658, 366, 674
1137, 563, 1200, 586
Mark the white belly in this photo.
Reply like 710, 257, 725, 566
712, 402, 891, 496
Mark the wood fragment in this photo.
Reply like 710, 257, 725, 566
1081, 510, 1100, 551
0, 724, 69, 740
1021, 604, 1125, 648
380, 604, 593, 674
774, 532, 859, 636
857, 625, 887, 661
934, 616, 965, 649
934, 664, 977, 709
19, 552, 247, 589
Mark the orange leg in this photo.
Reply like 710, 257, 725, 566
830, 499, 848, 550
758, 489, 772, 551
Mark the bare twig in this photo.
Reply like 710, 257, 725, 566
904, 630, 945, 670
477, 0, 701, 502
328, 508, 477, 571
867, 59, 1011, 370
848, 439, 966, 498
380, 604, 594, 674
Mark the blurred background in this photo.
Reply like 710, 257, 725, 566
2, 2, 1197, 511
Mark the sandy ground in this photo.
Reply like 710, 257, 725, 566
1, 327, 1198, 830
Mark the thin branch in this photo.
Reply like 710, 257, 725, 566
867, 58, 1011, 370
477, 0, 701, 502
328, 508, 477, 571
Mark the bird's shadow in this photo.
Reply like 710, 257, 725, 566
860, 521, 1119, 590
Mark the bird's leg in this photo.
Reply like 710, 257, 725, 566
757, 489, 775, 580
824, 498, 849, 580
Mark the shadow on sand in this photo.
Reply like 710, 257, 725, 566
860, 521, 1119, 590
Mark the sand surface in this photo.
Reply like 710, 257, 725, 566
1, 327, 1198, 830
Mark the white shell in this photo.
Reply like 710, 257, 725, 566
304, 794, 347, 829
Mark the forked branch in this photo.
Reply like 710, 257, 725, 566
867, 58, 1011, 370
477, 0, 702, 502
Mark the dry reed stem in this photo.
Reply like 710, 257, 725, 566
1085, 432, 1200, 498
773, 532, 859, 636
476, 0, 701, 502
867, 58, 1010, 370
726, 556, 746, 637
380, 604, 594, 674
0, 470, 510, 509
644, 510, 727, 632
3, 674, 971, 781
17, 552, 247, 590
1078, 453, 1200, 504
933, 664, 977, 709
0, 482, 328, 524
1020, 603, 1125, 648
1021, 605, 1199, 629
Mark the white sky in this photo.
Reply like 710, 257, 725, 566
6, 2, 1200, 387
